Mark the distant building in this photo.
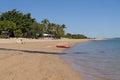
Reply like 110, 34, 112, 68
42, 33, 55, 39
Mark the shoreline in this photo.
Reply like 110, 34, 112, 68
0, 38, 91, 80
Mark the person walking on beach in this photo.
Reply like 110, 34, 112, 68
16, 38, 24, 44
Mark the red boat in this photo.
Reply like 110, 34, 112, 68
56, 45, 70, 48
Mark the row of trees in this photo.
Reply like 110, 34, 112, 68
65, 33, 87, 39
0, 9, 87, 39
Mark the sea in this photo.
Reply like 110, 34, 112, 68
61, 39, 120, 80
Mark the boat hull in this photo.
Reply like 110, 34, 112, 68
56, 45, 70, 48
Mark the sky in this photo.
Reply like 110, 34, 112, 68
0, 0, 120, 38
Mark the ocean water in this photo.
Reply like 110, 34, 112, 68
61, 39, 120, 80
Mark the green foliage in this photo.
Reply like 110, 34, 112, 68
65, 33, 72, 38
0, 9, 35, 37
65, 33, 87, 39
0, 21, 16, 31
14, 29, 23, 38
0, 21, 16, 37
0, 9, 88, 39
40, 19, 66, 38
28, 22, 42, 38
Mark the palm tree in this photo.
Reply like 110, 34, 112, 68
41, 19, 50, 33
61, 24, 66, 29
41, 18, 50, 25
56, 24, 66, 38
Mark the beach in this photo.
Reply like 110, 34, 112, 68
0, 38, 90, 80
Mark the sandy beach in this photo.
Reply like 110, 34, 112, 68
0, 38, 90, 80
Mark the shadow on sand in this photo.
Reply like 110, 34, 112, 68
0, 48, 67, 55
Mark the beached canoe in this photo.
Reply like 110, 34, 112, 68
56, 45, 70, 48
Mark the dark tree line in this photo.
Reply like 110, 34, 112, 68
65, 33, 87, 39
0, 9, 87, 39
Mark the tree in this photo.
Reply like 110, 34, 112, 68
0, 21, 16, 37
0, 10, 88, 39
65, 33, 72, 39
54, 24, 66, 38
40, 19, 66, 38
0, 9, 35, 37
41, 19, 50, 33
29, 22, 43, 38
65, 33, 87, 39
14, 29, 23, 38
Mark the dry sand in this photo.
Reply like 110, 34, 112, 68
0, 38, 90, 80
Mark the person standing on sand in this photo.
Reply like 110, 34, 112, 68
16, 38, 24, 44
20, 39, 23, 44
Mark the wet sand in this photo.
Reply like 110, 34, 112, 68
0, 38, 90, 80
